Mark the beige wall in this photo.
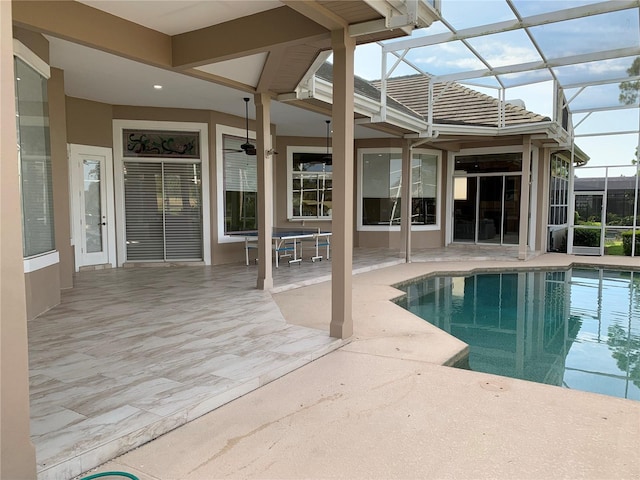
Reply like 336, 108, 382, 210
1, 3, 38, 478
25, 263, 61, 320
13, 25, 48, 63
66, 97, 114, 147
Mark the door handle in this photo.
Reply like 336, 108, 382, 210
101, 222, 106, 226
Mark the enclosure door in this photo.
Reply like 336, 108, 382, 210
572, 192, 604, 255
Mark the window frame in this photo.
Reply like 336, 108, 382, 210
14, 40, 59, 271
287, 145, 333, 221
357, 147, 442, 232
113, 119, 210, 265
216, 124, 257, 244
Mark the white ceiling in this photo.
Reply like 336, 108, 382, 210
79, 0, 282, 35
47, 36, 392, 139
194, 53, 268, 88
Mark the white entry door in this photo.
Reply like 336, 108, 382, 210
69, 144, 116, 270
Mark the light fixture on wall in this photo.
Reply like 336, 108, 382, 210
322, 119, 331, 161
454, 176, 468, 201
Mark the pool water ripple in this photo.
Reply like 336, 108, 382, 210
396, 268, 640, 401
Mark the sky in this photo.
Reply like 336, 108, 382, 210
351, 0, 640, 176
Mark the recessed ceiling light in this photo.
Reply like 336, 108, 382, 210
153, 84, 163, 90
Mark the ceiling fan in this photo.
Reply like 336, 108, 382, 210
224, 97, 256, 156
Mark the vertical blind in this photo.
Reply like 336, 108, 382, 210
124, 162, 202, 261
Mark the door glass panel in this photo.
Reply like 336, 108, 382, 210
454, 177, 477, 241
503, 176, 521, 245
83, 159, 103, 253
478, 176, 502, 243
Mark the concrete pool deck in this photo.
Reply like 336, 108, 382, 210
86, 254, 640, 479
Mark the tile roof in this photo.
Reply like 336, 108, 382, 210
371, 74, 550, 127
315, 63, 423, 119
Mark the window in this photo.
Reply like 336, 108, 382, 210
223, 134, 257, 232
549, 154, 570, 226
14, 56, 55, 258
455, 152, 522, 173
359, 149, 440, 229
290, 150, 332, 219
411, 152, 439, 226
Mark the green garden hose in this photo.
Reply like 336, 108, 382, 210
78, 472, 139, 480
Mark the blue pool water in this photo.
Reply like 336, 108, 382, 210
396, 268, 640, 401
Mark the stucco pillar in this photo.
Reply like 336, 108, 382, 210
400, 139, 412, 262
519, 136, 532, 260
254, 92, 273, 290
0, 2, 38, 478
50, 67, 74, 289
330, 28, 355, 339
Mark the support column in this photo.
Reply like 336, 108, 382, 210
254, 93, 273, 290
1, 2, 38, 478
330, 28, 355, 339
519, 136, 532, 260
400, 139, 412, 262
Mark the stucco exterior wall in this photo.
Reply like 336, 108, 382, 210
66, 97, 114, 147
25, 263, 61, 320
1, 5, 38, 477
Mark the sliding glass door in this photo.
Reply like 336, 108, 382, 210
453, 174, 521, 245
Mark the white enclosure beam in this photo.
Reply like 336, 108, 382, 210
382, 1, 639, 52
432, 47, 640, 83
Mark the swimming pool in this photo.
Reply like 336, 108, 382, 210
395, 268, 639, 401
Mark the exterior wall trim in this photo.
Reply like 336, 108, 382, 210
23, 251, 59, 273
13, 38, 50, 78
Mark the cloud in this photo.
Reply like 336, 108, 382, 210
408, 39, 541, 74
